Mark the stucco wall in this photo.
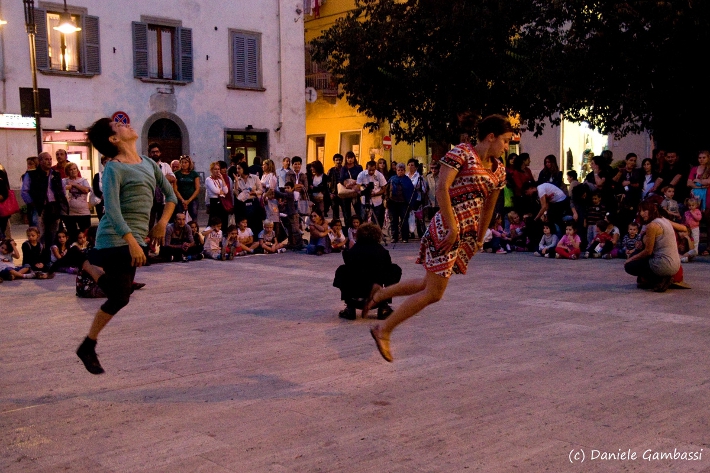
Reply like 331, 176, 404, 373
0, 0, 305, 186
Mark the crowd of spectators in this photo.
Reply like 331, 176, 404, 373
2, 146, 707, 293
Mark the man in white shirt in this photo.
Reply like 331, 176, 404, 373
525, 181, 569, 225
356, 160, 388, 227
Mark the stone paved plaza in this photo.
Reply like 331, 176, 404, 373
1, 240, 709, 472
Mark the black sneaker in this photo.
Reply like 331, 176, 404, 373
339, 307, 356, 320
76, 337, 105, 375
377, 304, 394, 320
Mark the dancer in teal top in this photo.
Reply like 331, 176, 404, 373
76, 118, 176, 375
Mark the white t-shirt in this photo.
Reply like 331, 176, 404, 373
203, 227, 223, 252
237, 227, 254, 244
356, 170, 387, 206
537, 183, 567, 203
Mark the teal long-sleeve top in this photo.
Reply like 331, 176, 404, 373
95, 156, 177, 250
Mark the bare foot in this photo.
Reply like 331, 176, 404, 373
370, 325, 393, 362
361, 284, 382, 319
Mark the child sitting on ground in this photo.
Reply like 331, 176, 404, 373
189, 221, 204, 254
507, 210, 527, 251
221, 224, 240, 260
585, 191, 606, 249
583, 219, 616, 259
49, 230, 69, 272
677, 227, 696, 263
614, 222, 643, 259
328, 219, 347, 253
555, 223, 581, 259
236, 218, 260, 255
21, 226, 47, 272
347, 215, 360, 249
534, 223, 559, 257
484, 213, 510, 254
1, 238, 43, 280
259, 219, 287, 254
660, 185, 682, 222
202, 218, 223, 259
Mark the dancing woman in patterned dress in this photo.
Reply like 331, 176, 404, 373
368, 114, 515, 362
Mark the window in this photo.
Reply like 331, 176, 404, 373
133, 19, 192, 83
33, 7, 101, 75
229, 30, 262, 90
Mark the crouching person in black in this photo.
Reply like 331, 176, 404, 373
333, 223, 401, 320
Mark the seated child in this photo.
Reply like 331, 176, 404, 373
507, 210, 527, 251
332, 223, 401, 320
189, 221, 204, 254
221, 224, 240, 260
21, 226, 48, 272
583, 219, 615, 258
236, 218, 260, 255
534, 223, 559, 257
307, 209, 330, 255
660, 185, 681, 222
347, 215, 360, 249
613, 222, 643, 259
49, 230, 72, 272
555, 223, 581, 259
202, 218, 223, 259
484, 213, 510, 254
677, 228, 696, 263
328, 219, 347, 252
48, 230, 91, 274
684, 197, 702, 253
259, 219, 287, 254
1, 238, 45, 280
271, 182, 303, 250
585, 191, 606, 248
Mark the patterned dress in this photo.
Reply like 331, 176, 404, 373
418, 143, 506, 277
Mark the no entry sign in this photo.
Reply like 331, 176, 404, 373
383, 136, 392, 150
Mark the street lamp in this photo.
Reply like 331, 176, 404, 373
53, 0, 80, 34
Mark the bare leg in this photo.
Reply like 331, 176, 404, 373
81, 260, 105, 282
371, 270, 449, 361
88, 310, 113, 341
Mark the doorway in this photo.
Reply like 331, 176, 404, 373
148, 119, 183, 164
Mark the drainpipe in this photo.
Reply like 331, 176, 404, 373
275, 0, 284, 138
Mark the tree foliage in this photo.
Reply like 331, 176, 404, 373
311, 0, 710, 150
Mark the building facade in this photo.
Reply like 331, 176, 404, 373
0, 0, 305, 194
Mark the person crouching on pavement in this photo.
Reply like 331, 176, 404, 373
333, 223, 401, 320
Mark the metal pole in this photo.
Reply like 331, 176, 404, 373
28, 33, 42, 154
24, 0, 42, 154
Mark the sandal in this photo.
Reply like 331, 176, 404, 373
370, 325, 393, 362
361, 284, 382, 319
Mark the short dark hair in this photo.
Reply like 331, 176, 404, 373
284, 181, 294, 189
625, 153, 637, 160
148, 142, 161, 151
477, 114, 515, 141
355, 222, 382, 243
87, 118, 119, 158
366, 160, 377, 168
566, 170, 578, 180
226, 224, 238, 233
208, 217, 222, 227
329, 218, 342, 228
291, 156, 302, 164
628, 222, 639, 229
333, 153, 343, 161
237, 162, 249, 175
218, 160, 228, 170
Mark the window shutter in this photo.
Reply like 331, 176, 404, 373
245, 36, 258, 87
233, 34, 246, 86
132, 21, 149, 78
232, 32, 260, 88
34, 9, 50, 71
177, 27, 193, 82
82, 15, 101, 75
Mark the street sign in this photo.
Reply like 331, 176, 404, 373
383, 135, 392, 150
112, 111, 130, 125
19, 88, 52, 118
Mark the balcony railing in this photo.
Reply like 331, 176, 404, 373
306, 72, 338, 97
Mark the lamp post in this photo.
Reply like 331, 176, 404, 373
23, 0, 42, 154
